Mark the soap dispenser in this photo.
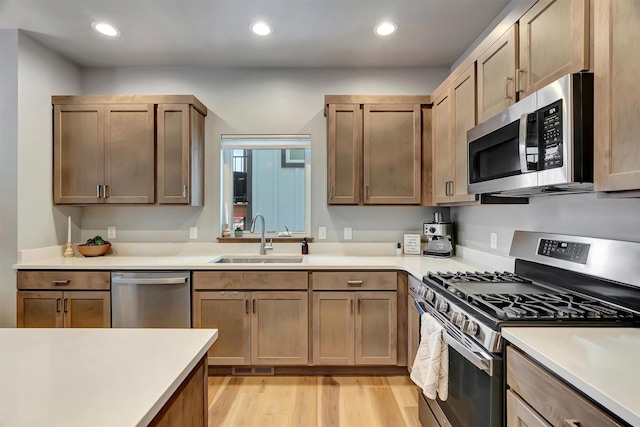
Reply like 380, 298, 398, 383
301, 238, 309, 255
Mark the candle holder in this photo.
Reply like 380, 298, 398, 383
63, 242, 74, 258
222, 223, 231, 237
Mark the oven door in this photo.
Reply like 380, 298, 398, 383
414, 300, 503, 427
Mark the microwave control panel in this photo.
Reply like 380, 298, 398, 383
538, 238, 590, 264
540, 101, 563, 170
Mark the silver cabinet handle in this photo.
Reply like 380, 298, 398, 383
56, 298, 61, 313
504, 76, 513, 99
516, 68, 525, 94
52, 280, 70, 285
449, 181, 454, 196
182, 184, 187, 198
357, 297, 361, 313
245, 299, 249, 314
96, 185, 101, 198
63, 298, 68, 313
252, 299, 256, 314
347, 280, 363, 286
104, 185, 109, 198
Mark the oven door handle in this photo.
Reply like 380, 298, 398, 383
443, 333, 493, 377
414, 299, 426, 316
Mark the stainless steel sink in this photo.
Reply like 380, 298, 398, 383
210, 255, 304, 264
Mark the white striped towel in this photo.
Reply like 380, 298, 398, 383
410, 312, 449, 400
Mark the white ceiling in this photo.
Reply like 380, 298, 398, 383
0, 0, 512, 68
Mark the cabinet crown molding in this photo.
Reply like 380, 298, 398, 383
51, 95, 208, 116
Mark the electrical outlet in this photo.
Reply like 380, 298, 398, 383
107, 226, 116, 239
344, 227, 352, 240
490, 232, 498, 249
189, 227, 198, 240
318, 227, 327, 240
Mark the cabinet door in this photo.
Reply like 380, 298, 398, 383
594, 0, 640, 192
477, 25, 518, 123
53, 104, 104, 204
355, 291, 397, 365
157, 104, 190, 204
506, 390, 551, 427
518, 0, 588, 97
432, 89, 454, 204
452, 65, 478, 203
63, 291, 111, 328
312, 291, 355, 365
17, 291, 63, 328
104, 104, 155, 204
193, 291, 251, 365
327, 103, 362, 204
363, 104, 422, 204
251, 291, 309, 365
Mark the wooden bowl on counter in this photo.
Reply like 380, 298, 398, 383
76, 243, 111, 257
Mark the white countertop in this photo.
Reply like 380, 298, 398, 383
0, 328, 218, 427
502, 327, 640, 426
13, 243, 515, 279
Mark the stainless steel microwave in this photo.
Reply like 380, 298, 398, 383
467, 73, 593, 197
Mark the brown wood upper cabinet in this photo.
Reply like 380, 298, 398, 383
17, 271, 111, 328
325, 95, 428, 205
52, 95, 207, 205
477, 25, 519, 124
432, 64, 478, 205
518, 0, 589, 97
594, 0, 640, 192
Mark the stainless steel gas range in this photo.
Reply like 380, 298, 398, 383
409, 231, 640, 427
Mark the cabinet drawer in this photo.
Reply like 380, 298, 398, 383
17, 271, 110, 290
312, 271, 397, 290
506, 346, 622, 427
192, 271, 308, 290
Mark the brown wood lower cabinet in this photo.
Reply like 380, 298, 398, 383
193, 290, 309, 366
506, 345, 623, 427
17, 271, 111, 328
312, 290, 397, 366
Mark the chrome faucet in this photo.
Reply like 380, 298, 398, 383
250, 213, 273, 255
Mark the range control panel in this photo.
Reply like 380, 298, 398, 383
537, 238, 590, 264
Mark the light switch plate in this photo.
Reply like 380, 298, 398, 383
344, 227, 352, 240
189, 227, 198, 240
318, 227, 327, 240
107, 226, 116, 239
490, 232, 498, 249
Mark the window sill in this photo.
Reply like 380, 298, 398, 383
217, 237, 313, 243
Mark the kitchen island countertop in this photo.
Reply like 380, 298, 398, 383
503, 327, 640, 426
0, 328, 218, 427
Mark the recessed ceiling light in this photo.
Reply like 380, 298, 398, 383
374, 22, 397, 36
91, 21, 121, 37
251, 21, 272, 36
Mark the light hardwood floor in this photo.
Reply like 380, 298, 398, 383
208, 375, 421, 427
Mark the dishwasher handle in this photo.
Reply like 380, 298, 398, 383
111, 276, 188, 285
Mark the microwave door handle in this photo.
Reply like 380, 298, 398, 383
518, 113, 530, 173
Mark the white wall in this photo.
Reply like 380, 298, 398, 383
453, 193, 640, 255
0, 31, 81, 327
17, 32, 82, 251
0, 29, 19, 328
80, 67, 451, 243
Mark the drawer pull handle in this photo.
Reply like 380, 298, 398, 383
564, 420, 581, 427
347, 280, 363, 286
52, 280, 71, 285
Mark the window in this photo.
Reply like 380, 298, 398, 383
221, 135, 311, 235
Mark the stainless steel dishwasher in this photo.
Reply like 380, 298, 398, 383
111, 271, 191, 328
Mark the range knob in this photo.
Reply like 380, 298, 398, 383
425, 289, 435, 302
462, 320, 479, 336
429, 227, 436, 233
451, 312, 466, 326
435, 300, 448, 313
